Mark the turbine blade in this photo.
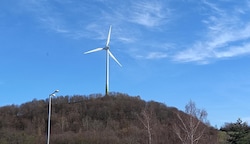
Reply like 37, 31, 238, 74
84, 48, 104, 54
108, 50, 122, 67
106, 25, 112, 47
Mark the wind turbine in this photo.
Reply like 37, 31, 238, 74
84, 25, 122, 95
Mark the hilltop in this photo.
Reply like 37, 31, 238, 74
0, 92, 218, 143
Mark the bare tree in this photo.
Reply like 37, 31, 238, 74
137, 109, 154, 144
173, 100, 208, 144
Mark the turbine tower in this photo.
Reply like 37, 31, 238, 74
84, 25, 122, 95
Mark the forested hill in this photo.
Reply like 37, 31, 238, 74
0, 92, 218, 144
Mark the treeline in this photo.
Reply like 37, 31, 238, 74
219, 118, 250, 143
0, 93, 218, 143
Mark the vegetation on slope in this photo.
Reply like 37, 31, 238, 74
0, 92, 218, 144
220, 118, 250, 144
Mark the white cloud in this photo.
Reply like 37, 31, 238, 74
128, 1, 170, 27
19, 0, 70, 32
215, 43, 250, 58
16, 0, 172, 48
40, 17, 69, 34
173, 0, 250, 64
173, 43, 214, 63
135, 51, 168, 60
117, 37, 135, 43
145, 52, 168, 59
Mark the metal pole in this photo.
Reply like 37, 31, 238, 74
47, 95, 52, 144
47, 90, 59, 144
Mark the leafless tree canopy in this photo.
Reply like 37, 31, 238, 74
173, 100, 212, 144
0, 93, 218, 143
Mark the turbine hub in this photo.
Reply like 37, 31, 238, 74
104, 46, 109, 50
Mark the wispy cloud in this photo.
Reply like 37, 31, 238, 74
39, 17, 69, 34
128, 1, 170, 27
173, 0, 250, 63
145, 52, 168, 59
18, 0, 89, 39
81, 0, 173, 58
16, 0, 172, 50
20, 0, 71, 33
215, 43, 250, 58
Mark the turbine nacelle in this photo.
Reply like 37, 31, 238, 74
104, 46, 109, 50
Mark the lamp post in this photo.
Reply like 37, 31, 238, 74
47, 90, 59, 144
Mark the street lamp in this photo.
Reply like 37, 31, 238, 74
47, 90, 59, 144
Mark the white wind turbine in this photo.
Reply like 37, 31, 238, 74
84, 25, 122, 95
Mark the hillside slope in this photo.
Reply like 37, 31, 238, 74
0, 92, 218, 143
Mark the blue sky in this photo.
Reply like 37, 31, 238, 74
1, 0, 250, 127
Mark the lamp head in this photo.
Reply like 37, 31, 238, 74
49, 89, 59, 96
